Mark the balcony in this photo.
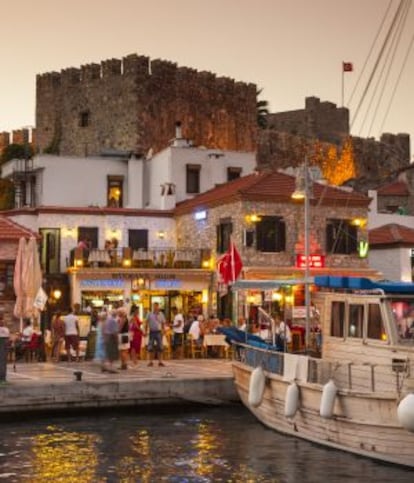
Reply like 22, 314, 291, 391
69, 247, 212, 270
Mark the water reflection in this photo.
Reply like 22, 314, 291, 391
0, 405, 413, 482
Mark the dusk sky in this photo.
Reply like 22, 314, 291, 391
1, 0, 413, 155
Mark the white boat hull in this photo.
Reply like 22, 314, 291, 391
233, 360, 414, 468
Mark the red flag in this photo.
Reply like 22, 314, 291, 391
217, 241, 243, 285
343, 62, 353, 72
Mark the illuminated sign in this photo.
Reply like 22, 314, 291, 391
194, 210, 207, 221
154, 279, 182, 289
80, 279, 125, 288
358, 240, 369, 258
295, 254, 325, 269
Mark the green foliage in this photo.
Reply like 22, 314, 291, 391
0, 143, 33, 164
0, 179, 14, 210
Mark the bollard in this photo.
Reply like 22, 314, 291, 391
74, 370, 83, 382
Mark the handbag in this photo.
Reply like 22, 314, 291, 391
121, 333, 129, 344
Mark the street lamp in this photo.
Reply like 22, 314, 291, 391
292, 157, 311, 352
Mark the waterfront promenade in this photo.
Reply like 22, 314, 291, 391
0, 359, 238, 415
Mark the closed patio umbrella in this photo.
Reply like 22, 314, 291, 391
13, 237, 27, 330
22, 237, 43, 321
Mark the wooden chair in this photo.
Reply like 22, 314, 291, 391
188, 334, 204, 358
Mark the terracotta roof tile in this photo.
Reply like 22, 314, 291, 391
174, 170, 370, 214
369, 223, 414, 246
377, 181, 409, 196
0, 216, 38, 241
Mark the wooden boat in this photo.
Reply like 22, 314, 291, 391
228, 276, 414, 467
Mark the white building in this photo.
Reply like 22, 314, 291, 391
1, 137, 256, 317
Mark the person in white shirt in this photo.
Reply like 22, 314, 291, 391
189, 315, 204, 346
21, 319, 33, 343
63, 307, 80, 362
171, 307, 184, 357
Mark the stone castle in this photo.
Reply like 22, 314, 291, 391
35, 54, 257, 157
1, 55, 411, 192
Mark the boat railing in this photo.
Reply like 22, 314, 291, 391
233, 342, 413, 395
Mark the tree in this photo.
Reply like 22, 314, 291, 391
0, 143, 33, 164
257, 89, 269, 129
0, 179, 14, 210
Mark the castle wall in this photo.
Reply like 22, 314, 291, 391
267, 96, 349, 145
35, 54, 257, 157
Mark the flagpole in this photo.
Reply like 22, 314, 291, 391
341, 62, 344, 107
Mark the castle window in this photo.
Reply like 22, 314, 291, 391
79, 111, 90, 127
107, 175, 124, 208
227, 167, 242, 182
186, 164, 201, 194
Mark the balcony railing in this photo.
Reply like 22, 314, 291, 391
69, 247, 211, 270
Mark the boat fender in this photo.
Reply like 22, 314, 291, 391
284, 382, 299, 418
397, 394, 414, 432
320, 380, 337, 419
248, 366, 266, 408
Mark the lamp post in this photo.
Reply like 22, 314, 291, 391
292, 157, 311, 352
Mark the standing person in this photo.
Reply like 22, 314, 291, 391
51, 312, 65, 362
171, 306, 184, 358
145, 302, 166, 367
63, 308, 80, 362
0, 313, 10, 382
129, 306, 143, 365
102, 309, 119, 373
94, 311, 107, 368
117, 309, 130, 370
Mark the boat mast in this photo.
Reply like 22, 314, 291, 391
304, 156, 311, 352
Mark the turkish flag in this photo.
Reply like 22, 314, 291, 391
343, 62, 353, 72
217, 242, 243, 285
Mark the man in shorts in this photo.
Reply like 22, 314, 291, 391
145, 302, 166, 367
63, 307, 80, 362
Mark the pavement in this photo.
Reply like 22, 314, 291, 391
0, 359, 238, 414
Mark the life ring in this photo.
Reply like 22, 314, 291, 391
248, 366, 265, 407
320, 379, 337, 418
284, 382, 299, 417
397, 393, 414, 432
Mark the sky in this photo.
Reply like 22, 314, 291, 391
1, 0, 413, 155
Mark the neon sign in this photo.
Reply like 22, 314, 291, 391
296, 254, 325, 269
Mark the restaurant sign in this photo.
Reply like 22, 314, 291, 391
295, 254, 325, 269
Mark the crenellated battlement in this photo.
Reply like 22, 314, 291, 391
35, 53, 257, 156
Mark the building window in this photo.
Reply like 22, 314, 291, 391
186, 164, 201, 194
79, 110, 90, 127
128, 229, 148, 250
78, 227, 98, 249
107, 176, 124, 208
256, 216, 286, 252
227, 167, 242, 182
326, 219, 357, 254
216, 219, 233, 253
330, 301, 345, 337
348, 304, 364, 338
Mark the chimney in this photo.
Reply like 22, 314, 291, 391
175, 121, 183, 139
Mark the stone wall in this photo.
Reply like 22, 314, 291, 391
35, 54, 257, 157
175, 197, 369, 270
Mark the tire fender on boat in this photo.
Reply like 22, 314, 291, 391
397, 393, 414, 432
320, 379, 337, 419
284, 382, 299, 418
248, 366, 266, 408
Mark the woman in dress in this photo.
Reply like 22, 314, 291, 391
129, 306, 143, 365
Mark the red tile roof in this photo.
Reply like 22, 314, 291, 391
377, 181, 409, 196
0, 216, 38, 241
174, 170, 370, 214
369, 223, 414, 246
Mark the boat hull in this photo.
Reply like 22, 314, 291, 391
233, 360, 414, 468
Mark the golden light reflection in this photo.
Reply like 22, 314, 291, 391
116, 429, 152, 482
31, 426, 100, 482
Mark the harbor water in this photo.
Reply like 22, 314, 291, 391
0, 404, 412, 482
